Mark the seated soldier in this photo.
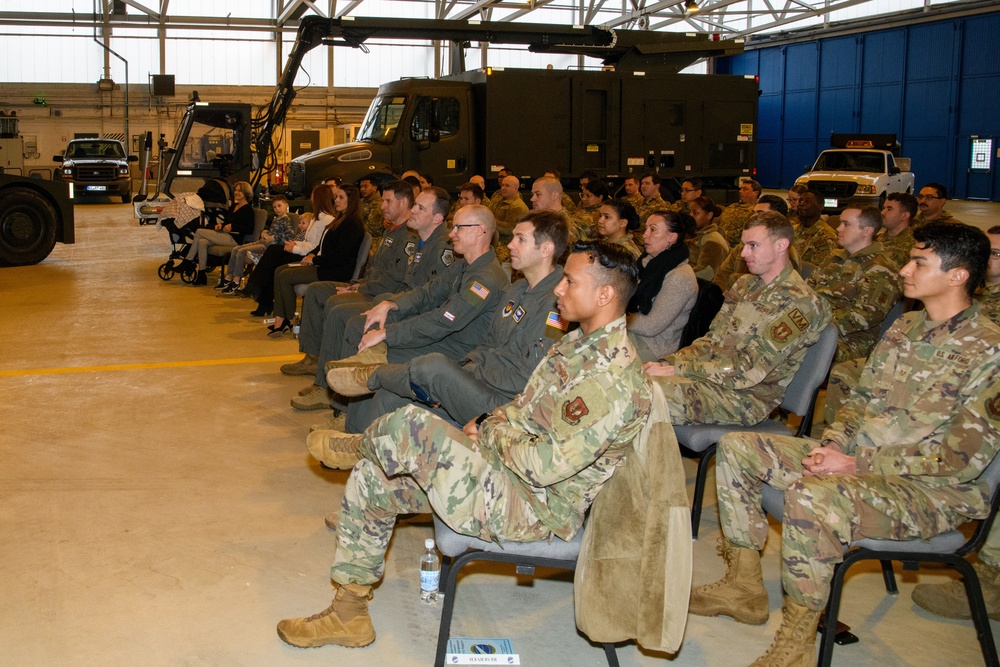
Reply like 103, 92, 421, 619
309, 210, 569, 470
276, 241, 653, 650
646, 211, 831, 426
717, 179, 761, 247
793, 189, 838, 268
807, 204, 901, 363
880, 191, 918, 269
690, 221, 1000, 667
712, 194, 789, 291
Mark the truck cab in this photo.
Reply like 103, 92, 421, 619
286, 79, 474, 197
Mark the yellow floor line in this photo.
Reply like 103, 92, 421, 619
0, 355, 303, 377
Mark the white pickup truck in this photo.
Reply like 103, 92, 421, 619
795, 136, 915, 213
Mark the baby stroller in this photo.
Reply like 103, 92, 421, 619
156, 180, 233, 283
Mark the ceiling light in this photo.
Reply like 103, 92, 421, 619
685, 0, 700, 13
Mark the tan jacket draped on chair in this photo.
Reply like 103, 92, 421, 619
574, 382, 692, 653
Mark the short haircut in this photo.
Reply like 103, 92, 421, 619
571, 240, 640, 309
746, 210, 794, 245
743, 179, 763, 195
402, 175, 421, 189
922, 182, 948, 200
843, 204, 883, 235
423, 186, 452, 218
359, 175, 379, 188
643, 171, 662, 185
648, 210, 696, 244
458, 204, 497, 236
804, 189, 823, 202
788, 183, 809, 195
624, 173, 640, 184
582, 179, 610, 201
579, 170, 600, 183
270, 194, 288, 205
684, 177, 704, 191
913, 222, 989, 297
516, 209, 570, 259
535, 176, 563, 196
887, 192, 918, 218
691, 195, 721, 218
459, 182, 485, 201
546, 167, 562, 179
383, 179, 414, 207
757, 194, 789, 217
605, 197, 641, 232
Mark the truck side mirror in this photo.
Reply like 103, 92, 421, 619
128, 155, 139, 163
53, 155, 64, 163
429, 128, 441, 143
888, 166, 900, 175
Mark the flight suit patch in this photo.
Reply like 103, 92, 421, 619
404, 241, 416, 256
441, 249, 455, 266
562, 397, 589, 425
502, 300, 515, 318
469, 281, 491, 300
545, 310, 568, 340
513, 306, 525, 322
443, 311, 456, 322
383, 236, 394, 247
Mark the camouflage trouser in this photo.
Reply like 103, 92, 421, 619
330, 404, 549, 586
823, 358, 864, 425
655, 376, 770, 426
717, 431, 965, 610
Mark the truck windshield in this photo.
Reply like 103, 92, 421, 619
812, 151, 886, 173
177, 110, 244, 171
67, 141, 125, 159
358, 96, 406, 145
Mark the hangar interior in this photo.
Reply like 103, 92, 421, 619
3, 2, 1000, 667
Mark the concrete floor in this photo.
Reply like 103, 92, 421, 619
1, 199, 998, 666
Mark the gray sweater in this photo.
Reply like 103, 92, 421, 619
627, 261, 698, 362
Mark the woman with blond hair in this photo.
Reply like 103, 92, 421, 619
182, 180, 255, 285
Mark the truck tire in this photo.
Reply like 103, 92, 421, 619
0, 186, 59, 266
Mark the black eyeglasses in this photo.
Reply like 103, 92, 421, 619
453, 224, 482, 230
916, 194, 943, 200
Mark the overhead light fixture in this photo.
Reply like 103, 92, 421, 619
685, 0, 700, 13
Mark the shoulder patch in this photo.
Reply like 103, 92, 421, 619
469, 281, 491, 300
788, 308, 810, 332
562, 397, 590, 425
441, 249, 455, 266
987, 393, 1000, 421
545, 310, 569, 340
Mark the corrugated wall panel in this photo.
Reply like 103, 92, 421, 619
718, 10, 1000, 200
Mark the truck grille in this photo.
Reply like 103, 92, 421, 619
76, 166, 118, 181
288, 162, 306, 196
808, 180, 857, 198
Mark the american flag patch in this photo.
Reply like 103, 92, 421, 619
443, 311, 456, 321
469, 281, 491, 300
546, 311, 568, 331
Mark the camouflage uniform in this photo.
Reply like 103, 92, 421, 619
490, 195, 529, 263
560, 192, 577, 215
638, 195, 669, 227
687, 223, 730, 281
717, 202, 756, 248
915, 209, 961, 226
668, 200, 689, 214
808, 241, 901, 362
298, 222, 419, 362
978, 283, 1000, 326
611, 234, 642, 260
712, 244, 747, 292
329, 317, 652, 586
655, 264, 831, 425
569, 205, 601, 242
345, 268, 566, 431
715, 303, 1000, 610
794, 218, 838, 268
340, 248, 509, 365
313, 223, 454, 389
361, 192, 385, 243
625, 192, 645, 213
877, 225, 915, 270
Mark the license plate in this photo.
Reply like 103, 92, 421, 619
824, 198, 838, 208
86, 185, 107, 192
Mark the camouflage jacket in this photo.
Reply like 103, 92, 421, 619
612, 234, 642, 260
808, 241, 901, 362
878, 225, 915, 270
794, 218, 838, 268
570, 205, 601, 242
687, 223, 730, 281
361, 193, 385, 239
915, 209, 961, 226
625, 192, 645, 213
478, 317, 652, 540
358, 222, 419, 298
824, 304, 1000, 516
638, 195, 669, 225
385, 248, 509, 356
666, 264, 831, 423
717, 202, 756, 247
464, 268, 566, 397
490, 195, 529, 245
979, 283, 1000, 326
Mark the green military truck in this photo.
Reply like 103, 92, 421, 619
0, 173, 75, 266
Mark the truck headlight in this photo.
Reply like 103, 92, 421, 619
119, 167, 130, 176
855, 185, 876, 195
63, 168, 73, 176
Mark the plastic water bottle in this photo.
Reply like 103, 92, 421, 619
420, 538, 440, 603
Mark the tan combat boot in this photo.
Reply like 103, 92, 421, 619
281, 354, 318, 377
307, 429, 363, 469
326, 364, 380, 398
747, 598, 820, 667
310, 412, 347, 434
912, 561, 1000, 621
277, 583, 376, 648
689, 538, 769, 625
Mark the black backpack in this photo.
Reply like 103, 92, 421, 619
679, 278, 725, 348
